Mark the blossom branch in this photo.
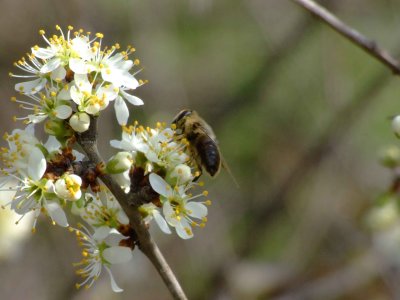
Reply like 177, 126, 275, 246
76, 116, 187, 300
291, 0, 400, 75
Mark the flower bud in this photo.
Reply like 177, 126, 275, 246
69, 112, 90, 133
392, 115, 400, 137
379, 146, 400, 168
55, 174, 82, 201
106, 152, 133, 174
45, 119, 69, 136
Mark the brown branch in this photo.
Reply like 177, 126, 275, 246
291, 0, 400, 75
76, 117, 187, 300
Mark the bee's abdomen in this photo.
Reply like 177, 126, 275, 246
196, 135, 221, 176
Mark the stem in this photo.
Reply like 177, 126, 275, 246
291, 0, 400, 75
76, 117, 187, 300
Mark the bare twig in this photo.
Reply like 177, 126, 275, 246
291, 0, 400, 75
76, 117, 187, 300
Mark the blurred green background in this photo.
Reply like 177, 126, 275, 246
2, 0, 400, 299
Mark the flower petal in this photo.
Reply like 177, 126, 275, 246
15, 78, 46, 94
114, 96, 129, 126
149, 173, 169, 197
46, 202, 68, 227
28, 147, 46, 180
175, 220, 193, 239
32, 47, 55, 59
69, 58, 88, 74
120, 73, 139, 89
93, 226, 112, 241
54, 105, 72, 119
105, 266, 123, 293
74, 74, 92, 92
117, 210, 129, 225
186, 202, 208, 219
40, 57, 61, 74
153, 211, 171, 234
97, 84, 118, 102
28, 114, 47, 124
120, 90, 144, 106
103, 246, 132, 264
50, 65, 67, 81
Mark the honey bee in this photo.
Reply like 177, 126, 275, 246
172, 109, 221, 178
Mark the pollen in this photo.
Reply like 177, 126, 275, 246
202, 191, 209, 197
39, 29, 45, 35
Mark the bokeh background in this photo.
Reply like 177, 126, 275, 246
1, 0, 400, 299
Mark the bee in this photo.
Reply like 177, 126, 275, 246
172, 109, 221, 178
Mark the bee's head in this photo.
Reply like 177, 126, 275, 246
172, 109, 193, 126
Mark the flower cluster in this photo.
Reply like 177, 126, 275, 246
10, 25, 144, 135
111, 121, 211, 239
1, 26, 214, 293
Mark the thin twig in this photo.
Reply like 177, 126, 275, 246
76, 117, 187, 300
291, 0, 400, 75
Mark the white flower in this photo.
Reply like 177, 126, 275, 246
149, 173, 209, 239
138, 126, 189, 169
80, 190, 129, 227
73, 225, 132, 292
110, 123, 144, 153
55, 174, 82, 201
0, 168, 68, 231
0, 124, 68, 229
99, 53, 139, 89
0, 182, 34, 258
32, 27, 93, 77
1, 125, 43, 178
12, 88, 72, 124
111, 123, 190, 173
70, 74, 117, 115
90, 47, 144, 125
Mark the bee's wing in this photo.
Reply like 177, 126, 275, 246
199, 119, 217, 142
198, 121, 240, 188
221, 156, 240, 188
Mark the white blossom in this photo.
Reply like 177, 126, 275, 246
73, 225, 132, 292
149, 173, 209, 239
